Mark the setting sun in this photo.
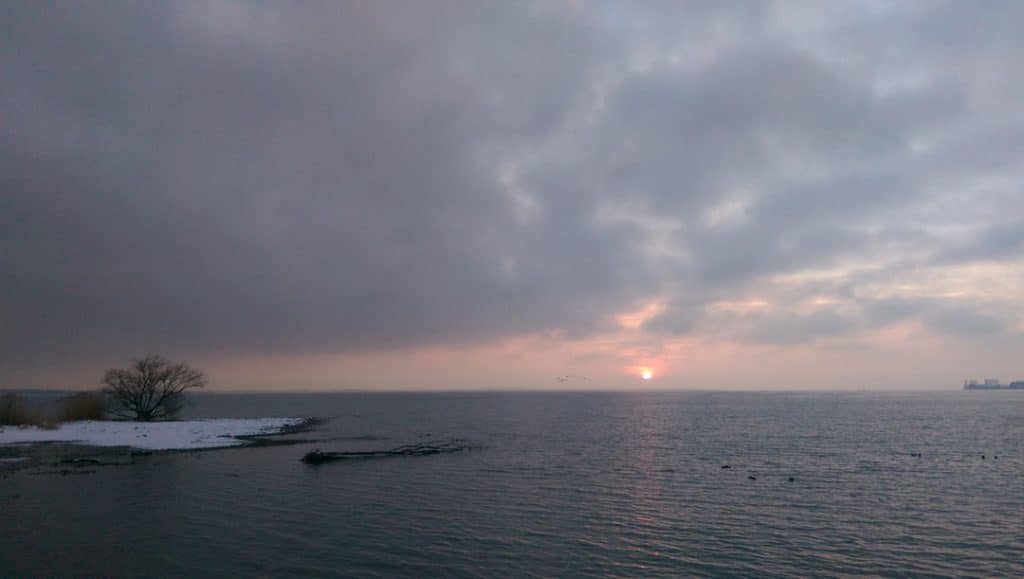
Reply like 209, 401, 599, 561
641, 369, 653, 381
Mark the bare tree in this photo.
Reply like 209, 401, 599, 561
102, 356, 206, 421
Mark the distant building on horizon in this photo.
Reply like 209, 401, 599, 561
963, 378, 1024, 390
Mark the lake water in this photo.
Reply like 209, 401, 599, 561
2, 391, 1022, 577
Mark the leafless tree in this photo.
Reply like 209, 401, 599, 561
102, 356, 206, 421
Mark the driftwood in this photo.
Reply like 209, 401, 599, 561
301, 439, 472, 465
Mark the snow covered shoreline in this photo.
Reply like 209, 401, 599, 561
0, 418, 307, 451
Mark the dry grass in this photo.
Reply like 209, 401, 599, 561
0, 393, 47, 427
2, 391, 107, 429
58, 391, 107, 422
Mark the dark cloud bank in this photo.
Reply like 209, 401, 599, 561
2, 1, 1022, 379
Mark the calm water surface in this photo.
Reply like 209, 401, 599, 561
2, 391, 1022, 577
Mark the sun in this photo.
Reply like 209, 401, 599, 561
641, 369, 653, 381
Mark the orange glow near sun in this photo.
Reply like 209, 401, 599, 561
641, 369, 654, 381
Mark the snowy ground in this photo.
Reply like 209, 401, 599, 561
0, 418, 306, 451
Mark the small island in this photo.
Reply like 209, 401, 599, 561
1, 356, 312, 475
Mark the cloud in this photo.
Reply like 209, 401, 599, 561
933, 220, 1024, 265
2, 1, 1023, 383
864, 298, 1012, 339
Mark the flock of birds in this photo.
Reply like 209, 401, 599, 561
718, 464, 781, 482
551, 374, 1007, 483
910, 453, 998, 460
719, 452, 999, 483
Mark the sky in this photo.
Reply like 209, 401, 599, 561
2, 1, 1023, 391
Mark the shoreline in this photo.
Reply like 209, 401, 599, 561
0, 417, 319, 477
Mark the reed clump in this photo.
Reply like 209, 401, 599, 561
0, 393, 47, 427
58, 391, 107, 422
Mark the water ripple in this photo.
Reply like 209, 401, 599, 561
2, 391, 1022, 577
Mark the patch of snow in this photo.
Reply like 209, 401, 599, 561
0, 418, 305, 451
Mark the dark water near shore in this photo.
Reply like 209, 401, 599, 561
2, 391, 1022, 577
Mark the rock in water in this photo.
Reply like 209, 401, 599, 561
301, 439, 474, 465
302, 450, 329, 464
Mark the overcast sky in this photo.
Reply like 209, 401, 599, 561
3, 1, 1023, 390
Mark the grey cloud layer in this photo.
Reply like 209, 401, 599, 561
2, 1, 1022, 373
